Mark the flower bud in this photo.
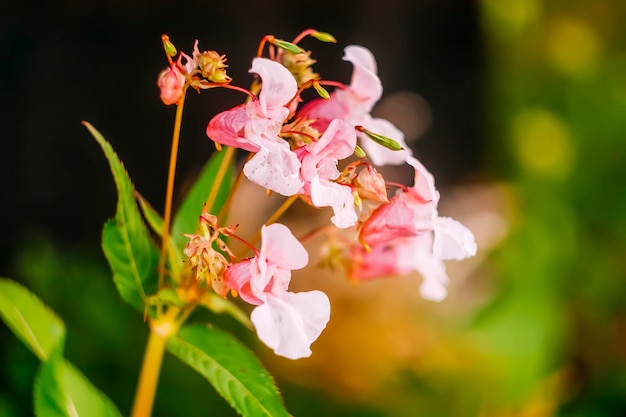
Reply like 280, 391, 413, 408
353, 165, 388, 203
158, 66, 186, 105
197, 51, 231, 84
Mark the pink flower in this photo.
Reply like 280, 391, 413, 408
225, 223, 330, 359
299, 45, 411, 166
350, 156, 476, 301
206, 58, 303, 196
298, 119, 358, 228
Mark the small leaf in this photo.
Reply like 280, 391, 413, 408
172, 150, 233, 252
0, 278, 65, 361
310, 31, 337, 43
167, 324, 290, 417
356, 126, 404, 151
84, 121, 159, 312
270, 39, 304, 54
312, 81, 330, 99
198, 293, 252, 329
34, 350, 123, 417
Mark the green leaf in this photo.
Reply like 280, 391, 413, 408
172, 150, 233, 252
34, 349, 123, 417
84, 121, 159, 311
0, 278, 65, 361
167, 324, 290, 417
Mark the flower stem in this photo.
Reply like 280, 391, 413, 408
205, 146, 236, 213
244, 194, 299, 251
157, 90, 187, 311
131, 307, 180, 417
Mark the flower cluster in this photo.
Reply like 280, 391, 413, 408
161, 31, 477, 359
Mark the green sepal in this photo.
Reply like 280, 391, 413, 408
84, 121, 159, 312
0, 278, 65, 361
34, 349, 123, 417
167, 324, 290, 417
270, 39, 304, 54
357, 126, 404, 151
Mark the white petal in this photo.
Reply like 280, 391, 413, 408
310, 177, 357, 229
260, 224, 308, 271
251, 291, 331, 360
433, 217, 477, 260
243, 141, 304, 196
250, 58, 298, 112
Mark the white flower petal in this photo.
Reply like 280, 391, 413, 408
433, 217, 477, 260
243, 141, 304, 196
251, 291, 331, 360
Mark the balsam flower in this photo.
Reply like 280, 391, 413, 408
299, 45, 412, 166
351, 156, 476, 301
297, 119, 358, 228
206, 58, 303, 196
225, 223, 330, 359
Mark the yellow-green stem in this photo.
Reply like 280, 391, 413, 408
242, 194, 299, 254
157, 91, 187, 312
217, 152, 250, 223
131, 307, 180, 417
205, 146, 236, 213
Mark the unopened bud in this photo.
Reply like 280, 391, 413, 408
158, 66, 186, 105
162, 35, 177, 57
354, 165, 389, 203
356, 126, 404, 151
271, 38, 305, 54
310, 31, 337, 43
313, 81, 330, 99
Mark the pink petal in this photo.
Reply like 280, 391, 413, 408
251, 291, 330, 360
224, 260, 263, 305
206, 104, 262, 152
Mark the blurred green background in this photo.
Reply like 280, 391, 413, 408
2, 0, 626, 416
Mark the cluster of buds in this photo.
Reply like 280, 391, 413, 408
157, 35, 231, 105
164, 30, 477, 359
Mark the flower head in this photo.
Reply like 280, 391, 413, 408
225, 223, 330, 359
206, 58, 303, 196
299, 46, 411, 166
